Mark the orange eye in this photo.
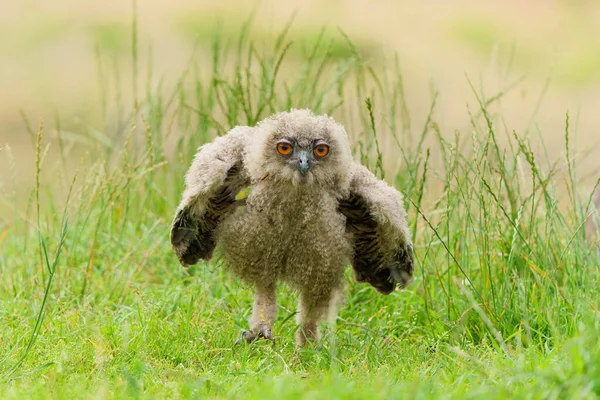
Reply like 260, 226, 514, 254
277, 142, 292, 155
314, 144, 329, 157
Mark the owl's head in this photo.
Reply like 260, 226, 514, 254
246, 109, 353, 191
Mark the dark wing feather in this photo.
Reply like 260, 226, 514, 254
171, 165, 244, 265
339, 164, 414, 294
170, 127, 253, 266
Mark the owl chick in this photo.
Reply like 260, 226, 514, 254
170, 109, 414, 345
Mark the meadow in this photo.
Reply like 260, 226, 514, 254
1, 9, 600, 399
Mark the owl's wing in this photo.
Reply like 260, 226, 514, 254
170, 126, 254, 266
338, 163, 414, 294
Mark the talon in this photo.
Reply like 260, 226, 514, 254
258, 326, 274, 341
238, 326, 276, 345
258, 326, 276, 346
242, 330, 257, 343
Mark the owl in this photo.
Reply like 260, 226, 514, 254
170, 109, 414, 345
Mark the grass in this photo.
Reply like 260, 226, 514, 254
1, 18, 600, 399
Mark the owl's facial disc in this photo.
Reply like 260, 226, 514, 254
276, 139, 330, 177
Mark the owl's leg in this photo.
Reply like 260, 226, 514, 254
242, 284, 277, 343
296, 287, 337, 346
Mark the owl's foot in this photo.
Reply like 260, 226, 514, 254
239, 325, 275, 344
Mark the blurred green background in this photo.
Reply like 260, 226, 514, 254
1, 0, 599, 194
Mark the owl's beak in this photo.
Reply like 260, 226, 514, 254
297, 151, 311, 175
